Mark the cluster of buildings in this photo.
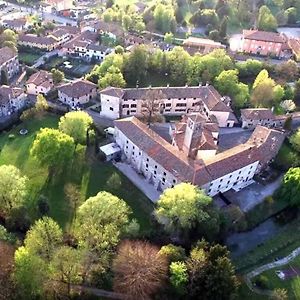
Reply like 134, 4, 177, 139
113, 114, 285, 197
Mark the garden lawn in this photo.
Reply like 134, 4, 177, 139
18, 52, 42, 66
0, 114, 154, 232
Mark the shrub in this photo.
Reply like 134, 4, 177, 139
37, 195, 50, 216
254, 275, 269, 289
0, 225, 16, 243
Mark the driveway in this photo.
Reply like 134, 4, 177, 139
224, 176, 283, 212
114, 162, 161, 202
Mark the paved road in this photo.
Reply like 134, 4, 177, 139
32, 49, 59, 68
245, 246, 300, 297
5, 1, 77, 26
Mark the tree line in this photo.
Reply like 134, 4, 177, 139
87, 45, 300, 111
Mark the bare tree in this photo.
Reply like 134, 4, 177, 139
113, 240, 168, 300
141, 89, 165, 125
64, 183, 81, 226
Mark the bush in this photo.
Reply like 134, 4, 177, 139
37, 195, 50, 216
6, 207, 31, 233
159, 244, 186, 263
0, 225, 16, 243
254, 275, 269, 289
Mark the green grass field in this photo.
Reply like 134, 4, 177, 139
18, 52, 42, 66
0, 114, 154, 232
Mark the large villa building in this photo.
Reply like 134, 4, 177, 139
114, 114, 285, 197
100, 85, 237, 128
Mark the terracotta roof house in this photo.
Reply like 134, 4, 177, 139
114, 116, 285, 196
18, 34, 58, 51
57, 79, 97, 107
183, 37, 226, 55
240, 108, 287, 129
1, 18, 28, 32
0, 85, 27, 117
26, 70, 54, 95
100, 85, 238, 127
241, 30, 292, 58
0, 47, 19, 81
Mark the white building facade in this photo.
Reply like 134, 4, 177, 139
100, 86, 237, 128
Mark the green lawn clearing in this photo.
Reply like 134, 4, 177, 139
0, 114, 154, 233
18, 52, 42, 66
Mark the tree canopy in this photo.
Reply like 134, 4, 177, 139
155, 183, 213, 232
75, 191, 133, 253
31, 128, 75, 171
113, 240, 168, 299
58, 111, 93, 145
279, 167, 300, 207
0, 165, 28, 215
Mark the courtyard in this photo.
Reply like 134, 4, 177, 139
0, 114, 154, 233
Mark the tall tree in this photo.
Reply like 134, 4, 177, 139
49, 246, 83, 297
278, 167, 300, 207
257, 5, 278, 31
24, 217, 63, 261
187, 241, 239, 300
75, 191, 133, 254
166, 46, 191, 85
58, 111, 93, 145
14, 246, 48, 299
98, 65, 126, 88
113, 240, 168, 299
155, 183, 215, 235
0, 165, 27, 215
51, 68, 65, 84
64, 183, 81, 225
31, 128, 75, 174
124, 45, 149, 85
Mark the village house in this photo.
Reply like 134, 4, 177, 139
99, 85, 238, 127
0, 47, 19, 81
114, 115, 285, 196
18, 34, 58, 51
57, 79, 97, 107
240, 108, 287, 129
0, 85, 27, 117
60, 31, 105, 60
182, 37, 226, 55
240, 30, 292, 58
1, 18, 29, 32
26, 70, 54, 96
47, 28, 71, 46
43, 0, 73, 12
72, 40, 112, 61
80, 20, 124, 40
